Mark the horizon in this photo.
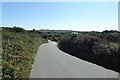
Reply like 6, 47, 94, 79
2, 2, 118, 31
2, 26, 119, 32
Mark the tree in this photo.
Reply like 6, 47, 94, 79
33, 29, 35, 32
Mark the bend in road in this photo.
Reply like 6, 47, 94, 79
30, 41, 118, 78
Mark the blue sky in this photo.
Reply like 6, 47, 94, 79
2, 2, 118, 31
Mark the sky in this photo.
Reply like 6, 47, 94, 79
2, 2, 118, 31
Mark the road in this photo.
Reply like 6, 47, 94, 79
30, 41, 118, 78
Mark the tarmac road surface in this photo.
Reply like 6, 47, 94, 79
30, 41, 118, 78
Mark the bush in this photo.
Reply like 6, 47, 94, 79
2, 27, 47, 78
58, 31, 119, 72
13, 27, 26, 33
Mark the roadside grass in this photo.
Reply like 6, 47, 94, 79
2, 27, 119, 78
2, 27, 47, 79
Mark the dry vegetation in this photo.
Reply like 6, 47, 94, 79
2, 27, 47, 79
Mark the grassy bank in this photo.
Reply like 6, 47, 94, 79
2, 27, 47, 79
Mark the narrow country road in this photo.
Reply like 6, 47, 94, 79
30, 41, 118, 78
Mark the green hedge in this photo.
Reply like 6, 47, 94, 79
58, 32, 120, 73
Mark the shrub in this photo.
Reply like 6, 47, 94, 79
13, 27, 26, 33
58, 32, 119, 72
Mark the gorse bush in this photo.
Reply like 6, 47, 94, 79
2, 27, 47, 79
13, 26, 26, 33
58, 31, 120, 73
